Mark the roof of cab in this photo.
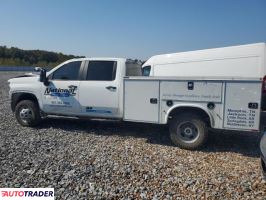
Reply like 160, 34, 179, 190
66, 57, 127, 62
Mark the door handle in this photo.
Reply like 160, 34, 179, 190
106, 86, 117, 91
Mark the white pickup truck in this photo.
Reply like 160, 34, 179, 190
8, 43, 266, 149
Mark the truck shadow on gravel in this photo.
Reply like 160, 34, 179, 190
38, 118, 263, 158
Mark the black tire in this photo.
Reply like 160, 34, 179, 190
15, 100, 41, 127
169, 113, 208, 150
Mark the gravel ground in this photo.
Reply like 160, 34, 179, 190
0, 72, 266, 199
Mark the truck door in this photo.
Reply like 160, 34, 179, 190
41, 61, 83, 115
78, 60, 120, 118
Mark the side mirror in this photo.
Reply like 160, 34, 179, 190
40, 69, 49, 86
34, 67, 42, 72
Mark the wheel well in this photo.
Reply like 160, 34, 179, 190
168, 107, 212, 127
11, 93, 39, 112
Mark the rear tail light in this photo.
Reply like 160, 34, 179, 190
263, 76, 266, 93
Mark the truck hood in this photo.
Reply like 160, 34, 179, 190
8, 73, 39, 84
13, 73, 38, 78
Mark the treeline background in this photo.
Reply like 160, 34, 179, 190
0, 46, 84, 67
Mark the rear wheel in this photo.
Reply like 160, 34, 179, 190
169, 113, 208, 150
15, 100, 41, 127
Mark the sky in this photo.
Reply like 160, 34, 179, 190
0, 0, 265, 60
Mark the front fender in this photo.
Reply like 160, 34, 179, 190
10, 92, 39, 112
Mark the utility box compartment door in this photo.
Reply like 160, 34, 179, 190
160, 81, 222, 102
124, 80, 159, 123
223, 82, 262, 131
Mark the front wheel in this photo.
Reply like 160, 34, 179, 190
169, 113, 208, 150
15, 100, 41, 127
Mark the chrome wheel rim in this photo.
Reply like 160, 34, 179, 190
19, 107, 34, 123
177, 121, 199, 143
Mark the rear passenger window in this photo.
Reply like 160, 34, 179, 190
86, 61, 116, 81
52, 61, 81, 80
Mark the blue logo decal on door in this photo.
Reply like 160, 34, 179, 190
44, 85, 77, 97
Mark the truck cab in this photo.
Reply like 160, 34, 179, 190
8, 58, 142, 125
